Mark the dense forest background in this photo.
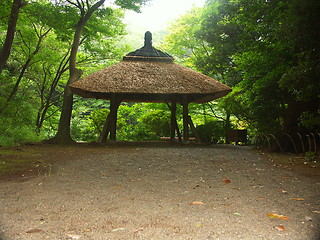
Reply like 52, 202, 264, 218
0, 0, 319, 147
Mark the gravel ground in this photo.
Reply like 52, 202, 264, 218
0, 144, 319, 240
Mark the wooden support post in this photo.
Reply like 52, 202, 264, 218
109, 94, 120, 141
188, 115, 201, 143
170, 101, 177, 141
168, 100, 181, 142
182, 96, 189, 142
175, 120, 182, 142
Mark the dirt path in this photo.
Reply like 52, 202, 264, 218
0, 144, 319, 240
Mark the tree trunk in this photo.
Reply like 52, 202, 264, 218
188, 115, 201, 143
54, 16, 85, 143
98, 114, 112, 143
0, 0, 24, 75
50, 0, 105, 144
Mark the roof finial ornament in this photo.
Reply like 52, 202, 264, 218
123, 31, 174, 61
144, 31, 152, 48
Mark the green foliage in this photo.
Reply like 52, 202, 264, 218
278, 0, 320, 103
196, 120, 225, 143
116, 103, 144, 141
25, 1, 78, 42
140, 109, 171, 139
116, 103, 171, 141
88, 108, 110, 134
2, 0, 319, 145
198, 0, 319, 135
0, 125, 42, 147
161, 0, 319, 139
70, 98, 107, 141
162, 7, 204, 67
299, 111, 320, 131
68, 102, 172, 142
0, 100, 42, 147
304, 151, 316, 161
0, 0, 139, 145
114, 0, 147, 12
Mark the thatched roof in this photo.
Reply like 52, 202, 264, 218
69, 32, 231, 103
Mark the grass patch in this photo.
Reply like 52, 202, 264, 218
0, 158, 41, 173
0, 148, 47, 178
262, 151, 320, 176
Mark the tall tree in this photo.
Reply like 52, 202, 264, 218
165, 0, 319, 137
50, 0, 147, 144
199, 0, 320, 135
0, 0, 141, 146
278, 0, 320, 132
50, 0, 106, 144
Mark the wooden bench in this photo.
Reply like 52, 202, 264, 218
160, 137, 196, 141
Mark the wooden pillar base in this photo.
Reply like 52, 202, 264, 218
170, 101, 176, 141
109, 94, 120, 141
169, 100, 182, 142
182, 96, 189, 142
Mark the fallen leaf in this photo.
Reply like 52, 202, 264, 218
26, 228, 43, 233
281, 190, 288, 194
115, 186, 124, 189
267, 213, 289, 220
274, 225, 285, 231
224, 179, 231, 184
290, 198, 304, 201
112, 227, 127, 232
67, 234, 81, 239
190, 201, 204, 205
311, 210, 320, 214
305, 216, 313, 221
134, 228, 144, 233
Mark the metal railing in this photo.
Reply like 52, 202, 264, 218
255, 132, 320, 155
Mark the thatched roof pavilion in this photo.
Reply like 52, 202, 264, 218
69, 31, 231, 143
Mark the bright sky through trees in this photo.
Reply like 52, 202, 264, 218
124, 0, 206, 32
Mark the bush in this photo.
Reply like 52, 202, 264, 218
0, 102, 43, 146
140, 109, 171, 139
196, 120, 225, 143
0, 124, 42, 147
